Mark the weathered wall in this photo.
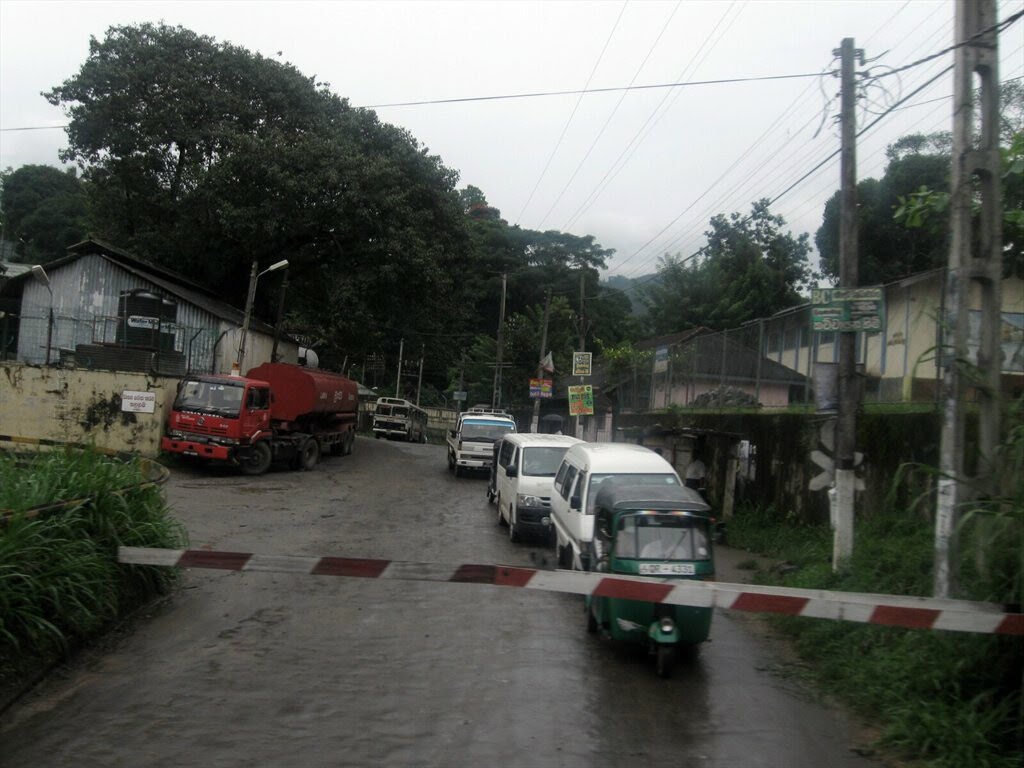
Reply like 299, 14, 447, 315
0, 362, 176, 457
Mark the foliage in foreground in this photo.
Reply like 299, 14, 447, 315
727, 503, 1022, 768
0, 450, 187, 671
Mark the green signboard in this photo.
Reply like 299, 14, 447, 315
811, 287, 885, 332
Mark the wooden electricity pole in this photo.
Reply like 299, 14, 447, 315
935, 0, 1003, 598
833, 37, 863, 570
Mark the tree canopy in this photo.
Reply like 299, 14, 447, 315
642, 200, 813, 333
0, 164, 88, 262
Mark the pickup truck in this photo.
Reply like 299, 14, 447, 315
447, 408, 516, 477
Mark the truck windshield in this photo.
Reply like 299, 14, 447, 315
521, 446, 571, 477
616, 515, 710, 560
173, 379, 245, 417
461, 422, 515, 442
585, 473, 680, 514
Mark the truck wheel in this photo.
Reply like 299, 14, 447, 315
343, 432, 354, 456
299, 438, 320, 471
239, 441, 272, 476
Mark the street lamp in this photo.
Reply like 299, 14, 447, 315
30, 265, 54, 366
235, 258, 288, 374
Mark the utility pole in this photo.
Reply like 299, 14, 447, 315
530, 289, 552, 433
575, 270, 586, 439
833, 37, 863, 571
492, 273, 507, 409
416, 345, 425, 406
394, 337, 404, 398
935, 0, 1003, 598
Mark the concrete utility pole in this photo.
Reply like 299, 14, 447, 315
935, 0, 1003, 599
833, 37, 863, 571
530, 289, 552, 433
394, 337, 404, 398
416, 345, 425, 406
575, 270, 586, 439
492, 273, 507, 409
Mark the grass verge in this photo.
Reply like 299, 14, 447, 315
0, 449, 187, 687
727, 503, 1022, 768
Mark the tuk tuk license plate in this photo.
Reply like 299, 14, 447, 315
639, 563, 696, 576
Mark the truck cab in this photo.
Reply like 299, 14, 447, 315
447, 409, 516, 477
162, 375, 272, 464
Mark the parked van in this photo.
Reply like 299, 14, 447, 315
550, 443, 683, 570
491, 433, 583, 543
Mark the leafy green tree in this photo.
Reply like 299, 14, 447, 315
0, 165, 88, 262
643, 200, 812, 333
816, 136, 949, 285
47, 22, 475, 378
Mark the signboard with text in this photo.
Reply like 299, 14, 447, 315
121, 390, 156, 414
529, 378, 553, 399
567, 385, 594, 416
811, 287, 884, 332
572, 352, 592, 376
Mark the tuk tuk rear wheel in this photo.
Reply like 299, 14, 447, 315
655, 645, 675, 679
586, 605, 598, 634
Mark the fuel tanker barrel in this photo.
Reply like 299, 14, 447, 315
246, 363, 358, 423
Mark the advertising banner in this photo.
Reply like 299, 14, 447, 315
572, 352, 592, 376
529, 378, 553, 399
567, 385, 594, 416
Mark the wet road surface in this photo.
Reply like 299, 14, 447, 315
1, 438, 877, 767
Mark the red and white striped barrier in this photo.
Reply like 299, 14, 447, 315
118, 546, 1023, 636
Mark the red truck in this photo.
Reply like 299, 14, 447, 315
161, 362, 358, 475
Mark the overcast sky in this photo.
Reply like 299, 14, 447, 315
1, 0, 1022, 278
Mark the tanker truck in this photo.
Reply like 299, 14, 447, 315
161, 362, 359, 475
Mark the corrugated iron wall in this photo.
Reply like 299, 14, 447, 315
16, 255, 224, 372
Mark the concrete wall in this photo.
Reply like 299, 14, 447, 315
0, 362, 176, 457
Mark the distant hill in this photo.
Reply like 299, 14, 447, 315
601, 273, 658, 316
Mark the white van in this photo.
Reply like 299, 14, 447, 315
550, 443, 683, 570
491, 433, 583, 543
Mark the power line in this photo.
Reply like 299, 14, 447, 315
515, 0, 628, 225
359, 71, 825, 109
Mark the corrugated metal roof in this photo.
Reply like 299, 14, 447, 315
1, 238, 277, 335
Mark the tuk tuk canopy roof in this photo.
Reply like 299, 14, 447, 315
594, 483, 712, 519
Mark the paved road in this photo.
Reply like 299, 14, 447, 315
1, 437, 876, 767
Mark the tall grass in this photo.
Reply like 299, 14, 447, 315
0, 449, 186, 672
728, 496, 1022, 768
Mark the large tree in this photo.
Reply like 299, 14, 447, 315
0, 165, 88, 262
642, 200, 812, 333
816, 134, 950, 285
46, 22, 475, 374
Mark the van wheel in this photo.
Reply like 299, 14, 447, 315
508, 508, 520, 543
558, 544, 573, 570
496, 496, 507, 526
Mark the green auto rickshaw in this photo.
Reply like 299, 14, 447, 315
585, 483, 715, 678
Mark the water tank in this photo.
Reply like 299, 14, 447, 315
117, 290, 163, 348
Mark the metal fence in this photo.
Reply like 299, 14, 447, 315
3, 309, 224, 375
